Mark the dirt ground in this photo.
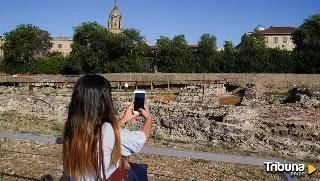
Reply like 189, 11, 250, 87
1, 139, 282, 181
0, 111, 319, 181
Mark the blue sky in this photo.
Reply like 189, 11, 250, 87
0, 0, 319, 47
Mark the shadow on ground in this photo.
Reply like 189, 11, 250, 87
1, 173, 56, 181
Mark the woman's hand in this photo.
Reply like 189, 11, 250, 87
119, 100, 139, 127
138, 106, 151, 121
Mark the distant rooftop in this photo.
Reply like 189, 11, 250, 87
263, 26, 297, 34
246, 26, 297, 35
149, 44, 199, 50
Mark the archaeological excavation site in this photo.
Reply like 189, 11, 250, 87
0, 77, 320, 181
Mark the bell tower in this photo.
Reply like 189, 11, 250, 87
108, 0, 123, 34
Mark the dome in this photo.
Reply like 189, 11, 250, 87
109, 1, 121, 17
254, 25, 265, 31
109, 9, 121, 17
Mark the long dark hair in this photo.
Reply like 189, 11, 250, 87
63, 75, 121, 180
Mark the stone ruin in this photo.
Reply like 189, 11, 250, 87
0, 94, 69, 118
283, 88, 320, 109
0, 83, 319, 160
175, 84, 226, 105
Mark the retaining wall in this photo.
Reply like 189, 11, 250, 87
1, 73, 320, 94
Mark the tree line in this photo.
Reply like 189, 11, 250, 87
0, 14, 319, 74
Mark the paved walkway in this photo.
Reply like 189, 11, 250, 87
0, 131, 296, 181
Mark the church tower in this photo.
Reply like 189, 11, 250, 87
108, 0, 123, 34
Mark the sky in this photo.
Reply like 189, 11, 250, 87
0, 0, 319, 47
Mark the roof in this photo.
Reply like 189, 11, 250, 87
189, 44, 199, 48
242, 26, 297, 38
149, 44, 199, 50
52, 37, 73, 41
262, 26, 296, 35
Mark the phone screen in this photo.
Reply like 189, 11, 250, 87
134, 93, 145, 111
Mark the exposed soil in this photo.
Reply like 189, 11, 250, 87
0, 139, 282, 181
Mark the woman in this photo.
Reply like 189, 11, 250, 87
62, 75, 152, 181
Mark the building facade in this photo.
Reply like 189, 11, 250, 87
237, 25, 297, 51
51, 37, 73, 55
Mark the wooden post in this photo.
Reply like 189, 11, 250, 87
150, 81, 153, 90
167, 81, 170, 90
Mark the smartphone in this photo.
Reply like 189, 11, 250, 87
133, 90, 146, 115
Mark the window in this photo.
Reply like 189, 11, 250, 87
274, 37, 278, 43
265, 37, 268, 43
58, 44, 62, 48
283, 37, 288, 43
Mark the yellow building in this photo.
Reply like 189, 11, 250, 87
51, 37, 73, 55
237, 25, 297, 51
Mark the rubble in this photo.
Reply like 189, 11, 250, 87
283, 87, 320, 108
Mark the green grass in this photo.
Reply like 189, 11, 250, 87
0, 111, 64, 137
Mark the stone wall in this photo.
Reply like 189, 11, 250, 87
1, 73, 319, 96
175, 84, 226, 105
0, 95, 69, 118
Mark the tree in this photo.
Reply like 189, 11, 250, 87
267, 48, 294, 73
29, 53, 69, 74
170, 34, 193, 72
2, 24, 53, 73
69, 21, 112, 74
69, 21, 149, 73
237, 31, 269, 73
154, 35, 194, 72
220, 40, 236, 73
239, 30, 266, 51
155, 36, 172, 72
292, 14, 320, 73
197, 33, 218, 72
121, 28, 149, 72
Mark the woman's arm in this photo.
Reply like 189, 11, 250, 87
120, 106, 152, 156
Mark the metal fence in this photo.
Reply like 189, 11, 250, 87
0, 131, 296, 181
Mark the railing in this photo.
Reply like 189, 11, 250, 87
0, 73, 232, 83
0, 131, 296, 181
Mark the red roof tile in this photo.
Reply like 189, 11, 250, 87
262, 26, 297, 34
189, 44, 199, 48
149, 45, 158, 50
148, 44, 199, 50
